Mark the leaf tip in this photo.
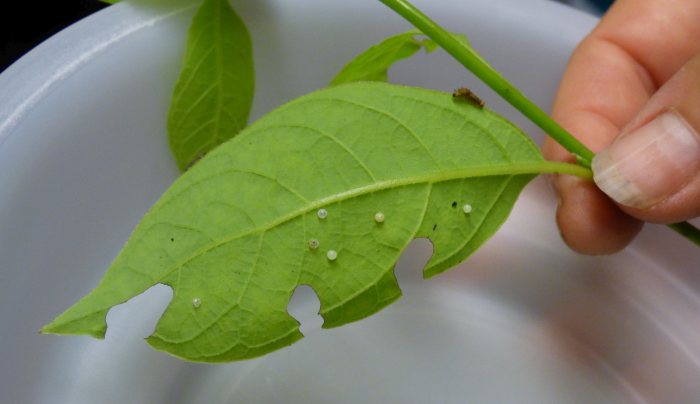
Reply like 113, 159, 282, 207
39, 308, 109, 339
39, 320, 107, 340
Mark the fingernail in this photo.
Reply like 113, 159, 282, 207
592, 110, 700, 209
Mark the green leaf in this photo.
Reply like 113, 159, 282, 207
330, 31, 436, 86
167, 0, 254, 171
330, 31, 471, 87
42, 82, 587, 362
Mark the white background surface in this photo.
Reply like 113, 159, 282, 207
1, 1, 699, 403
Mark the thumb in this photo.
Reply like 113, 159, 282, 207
592, 53, 700, 224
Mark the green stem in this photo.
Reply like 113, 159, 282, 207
668, 222, 700, 247
378, 0, 594, 166
378, 0, 700, 247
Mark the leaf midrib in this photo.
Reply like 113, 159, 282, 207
154, 162, 558, 286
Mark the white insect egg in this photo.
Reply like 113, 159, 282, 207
192, 297, 202, 309
374, 212, 385, 223
326, 249, 338, 261
308, 238, 320, 250
317, 208, 328, 219
462, 204, 473, 214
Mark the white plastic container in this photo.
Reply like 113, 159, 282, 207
2, 1, 699, 403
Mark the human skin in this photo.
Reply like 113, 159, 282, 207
544, 0, 700, 254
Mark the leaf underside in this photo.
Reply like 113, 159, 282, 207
43, 82, 542, 362
167, 0, 254, 171
330, 31, 435, 86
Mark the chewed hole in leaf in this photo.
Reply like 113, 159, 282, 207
393, 239, 434, 291
104, 284, 173, 340
287, 285, 323, 336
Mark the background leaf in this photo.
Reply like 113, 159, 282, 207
329, 31, 470, 87
43, 82, 545, 362
167, 0, 254, 171
330, 31, 436, 86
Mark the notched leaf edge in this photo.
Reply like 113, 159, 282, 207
43, 83, 543, 362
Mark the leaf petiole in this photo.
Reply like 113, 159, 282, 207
523, 161, 592, 179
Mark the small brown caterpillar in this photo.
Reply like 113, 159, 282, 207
452, 87, 485, 108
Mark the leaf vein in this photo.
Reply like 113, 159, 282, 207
152, 164, 547, 295
307, 97, 443, 168
178, 231, 265, 344
262, 123, 378, 181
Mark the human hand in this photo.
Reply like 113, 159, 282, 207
543, 0, 700, 254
